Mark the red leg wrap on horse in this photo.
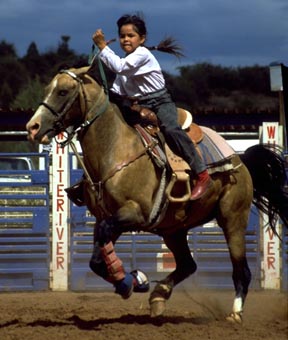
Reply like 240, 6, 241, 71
103, 251, 118, 266
100, 241, 114, 256
100, 241, 125, 282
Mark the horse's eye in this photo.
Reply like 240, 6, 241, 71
58, 90, 68, 96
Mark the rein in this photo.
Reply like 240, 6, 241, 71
59, 59, 110, 147
39, 57, 110, 148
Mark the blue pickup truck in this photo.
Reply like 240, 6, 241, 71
0, 156, 34, 182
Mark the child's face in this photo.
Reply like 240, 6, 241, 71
119, 24, 145, 55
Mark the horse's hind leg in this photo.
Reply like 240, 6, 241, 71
149, 229, 197, 317
217, 208, 252, 323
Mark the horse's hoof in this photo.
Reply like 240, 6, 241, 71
226, 312, 243, 323
150, 298, 166, 317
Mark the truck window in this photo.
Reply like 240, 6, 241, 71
0, 158, 30, 171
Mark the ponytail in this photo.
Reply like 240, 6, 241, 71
116, 14, 184, 58
146, 36, 184, 59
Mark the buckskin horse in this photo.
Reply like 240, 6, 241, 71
26, 64, 288, 323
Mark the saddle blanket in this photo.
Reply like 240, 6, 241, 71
165, 125, 236, 175
198, 126, 236, 174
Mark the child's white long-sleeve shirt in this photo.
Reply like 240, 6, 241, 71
99, 45, 166, 97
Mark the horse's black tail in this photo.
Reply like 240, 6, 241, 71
240, 144, 288, 232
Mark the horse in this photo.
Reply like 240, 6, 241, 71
26, 64, 288, 323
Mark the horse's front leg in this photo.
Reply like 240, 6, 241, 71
89, 202, 149, 299
149, 229, 197, 317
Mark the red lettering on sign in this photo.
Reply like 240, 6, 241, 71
57, 183, 64, 197
58, 213, 62, 225
56, 227, 64, 240
56, 256, 65, 269
268, 140, 276, 147
56, 142, 65, 154
57, 198, 64, 212
267, 241, 275, 255
267, 256, 275, 270
59, 155, 62, 168
57, 132, 64, 140
266, 125, 277, 146
267, 228, 275, 240
57, 241, 64, 255
56, 169, 64, 182
266, 125, 276, 139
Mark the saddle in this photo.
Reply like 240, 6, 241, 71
131, 103, 203, 143
132, 104, 204, 203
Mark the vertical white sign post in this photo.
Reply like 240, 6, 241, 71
261, 122, 281, 289
51, 134, 69, 290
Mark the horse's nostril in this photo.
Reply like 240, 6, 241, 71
26, 121, 39, 132
31, 122, 40, 130
26, 120, 41, 141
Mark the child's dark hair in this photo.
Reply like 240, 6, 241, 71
117, 14, 184, 58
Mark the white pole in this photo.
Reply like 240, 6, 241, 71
51, 134, 69, 290
261, 122, 282, 290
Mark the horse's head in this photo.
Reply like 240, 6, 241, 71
26, 66, 94, 144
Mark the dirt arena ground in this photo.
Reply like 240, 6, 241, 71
0, 289, 287, 340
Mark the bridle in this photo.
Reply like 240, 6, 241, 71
39, 70, 84, 139
40, 62, 109, 147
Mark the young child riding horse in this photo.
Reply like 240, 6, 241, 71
92, 14, 212, 200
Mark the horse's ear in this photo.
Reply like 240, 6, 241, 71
72, 66, 90, 76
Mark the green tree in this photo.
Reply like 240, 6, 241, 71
11, 76, 44, 110
0, 40, 17, 58
176, 64, 211, 107
21, 42, 47, 80
237, 65, 271, 94
0, 81, 13, 107
41, 36, 88, 80
57, 35, 73, 58
0, 59, 29, 108
174, 63, 277, 110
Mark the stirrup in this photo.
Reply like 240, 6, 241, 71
165, 171, 191, 203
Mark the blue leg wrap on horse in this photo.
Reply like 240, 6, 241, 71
114, 270, 150, 299
114, 273, 134, 299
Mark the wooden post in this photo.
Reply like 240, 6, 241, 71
51, 134, 69, 290
261, 122, 282, 289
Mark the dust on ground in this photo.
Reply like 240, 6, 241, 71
0, 289, 287, 340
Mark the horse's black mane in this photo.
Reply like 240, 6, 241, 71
87, 61, 116, 88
